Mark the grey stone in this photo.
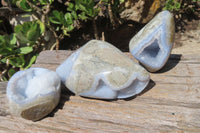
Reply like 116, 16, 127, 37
56, 40, 150, 99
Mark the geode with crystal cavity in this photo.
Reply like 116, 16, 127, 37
56, 40, 150, 99
129, 10, 175, 72
6, 68, 61, 121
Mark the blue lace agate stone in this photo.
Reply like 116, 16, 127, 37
129, 10, 175, 72
56, 40, 150, 99
6, 68, 61, 121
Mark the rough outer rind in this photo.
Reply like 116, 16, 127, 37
6, 68, 61, 121
56, 40, 150, 99
129, 10, 175, 72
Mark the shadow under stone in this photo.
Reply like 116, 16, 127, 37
123, 79, 156, 101
156, 54, 182, 73
46, 83, 74, 118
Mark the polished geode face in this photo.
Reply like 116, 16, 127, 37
129, 10, 175, 72
56, 40, 150, 99
7, 68, 60, 103
6, 68, 61, 121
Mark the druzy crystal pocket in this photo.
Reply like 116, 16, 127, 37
56, 40, 150, 99
129, 11, 175, 72
6, 68, 61, 121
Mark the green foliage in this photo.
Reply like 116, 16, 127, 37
0, 0, 124, 81
49, 10, 74, 35
12, 0, 123, 39
16, 0, 33, 12
14, 20, 45, 45
0, 0, 60, 81
0, 34, 17, 56
15, 0, 55, 12
0, 33, 38, 81
163, 0, 200, 32
0, 10, 47, 81
74, 0, 99, 18
48, 0, 100, 35
163, 0, 200, 13
163, 0, 181, 11
39, 0, 54, 5
1, 0, 199, 81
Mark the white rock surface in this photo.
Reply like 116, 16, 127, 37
56, 40, 150, 99
129, 10, 175, 72
6, 68, 61, 121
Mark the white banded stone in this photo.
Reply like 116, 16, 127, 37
129, 10, 175, 72
56, 40, 150, 99
6, 68, 61, 121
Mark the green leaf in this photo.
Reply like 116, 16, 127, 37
39, 0, 48, 5
16, 0, 32, 12
27, 28, 40, 42
49, 0, 54, 4
119, 0, 124, 3
15, 32, 31, 44
9, 33, 17, 45
1, 58, 7, 63
0, 35, 7, 47
36, 20, 45, 34
14, 21, 43, 44
87, 8, 93, 17
67, 2, 75, 11
163, 7, 167, 10
0, 34, 16, 56
174, 2, 181, 10
14, 24, 22, 33
0, 35, 4, 42
93, 8, 99, 16
25, 54, 37, 69
8, 68, 16, 77
68, 25, 74, 32
0, 48, 13, 56
75, 4, 80, 10
14, 23, 30, 44
78, 12, 88, 20
8, 56, 25, 68
18, 47, 33, 54
62, 27, 68, 36
71, 11, 78, 20
21, 14, 32, 18
79, 4, 87, 12
64, 13, 73, 25
49, 10, 63, 24
75, 0, 80, 7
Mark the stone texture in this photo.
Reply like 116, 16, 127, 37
120, 0, 165, 23
6, 68, 61, 121
129, 10, 175, 72
56, 40, 150, 99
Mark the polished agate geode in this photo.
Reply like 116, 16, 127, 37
129, 10, 175, 72
56, 40, 150, 99
6, 68, 61, 121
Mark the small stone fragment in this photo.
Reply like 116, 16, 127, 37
129, 10, 175, 72
6, 68, 61, 121
56, 40, 150, 99
120, 0, 166, 23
